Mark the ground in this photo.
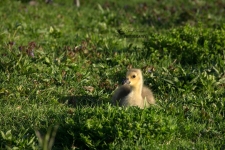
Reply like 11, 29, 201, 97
0, 0, 225, 149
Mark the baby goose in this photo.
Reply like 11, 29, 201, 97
112, 69, 155, 109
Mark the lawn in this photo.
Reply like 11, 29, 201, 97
0, 0, 225, 149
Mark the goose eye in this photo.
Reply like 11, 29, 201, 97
131, 75, 136, 78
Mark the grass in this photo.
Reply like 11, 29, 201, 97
0, 0, 225, 149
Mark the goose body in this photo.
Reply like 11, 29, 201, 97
112, 69, 155, 108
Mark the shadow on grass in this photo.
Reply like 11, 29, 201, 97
59, 95, 108, 107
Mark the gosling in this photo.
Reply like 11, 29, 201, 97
112, 69, 155, 109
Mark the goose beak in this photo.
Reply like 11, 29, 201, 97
123, 78, 130, 85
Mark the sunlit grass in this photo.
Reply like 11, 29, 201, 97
0, 0, 225, 149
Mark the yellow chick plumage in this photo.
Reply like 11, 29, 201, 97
112, 69, 155, 108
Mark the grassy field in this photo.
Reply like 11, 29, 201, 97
0, 0, 225, 149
